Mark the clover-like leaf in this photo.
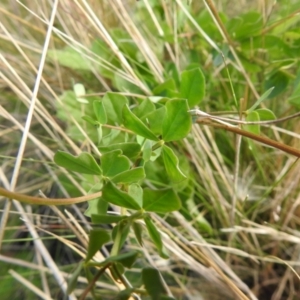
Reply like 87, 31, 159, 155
99, 142, 141, 161
142, 267, 167, 299
112, 221, 131, 252
180, 67, 205, 106
111, 167, 145, 184
244, 111, 260, 135
141, 106, 166, 136
102, 92, 128, 124
123, 105, 159, 141
133, 98, 156, 118
54, 151, 102, 175
102, 181, 141, 210
101, 150, 130, 177
93, 101, 107, 124
142, 140, 152, 162
144, 215, 169, 258
85, 229, 110, 262
153, 78, 177, 97
128, 184, 143, 209
162, 145, 186, 182
162, 99, 191, 142
48, 47, 91, 71
143, 188, 181, 213
256, 108, 276, 120
90, 251, 139, 269
82, 115, 98, 126
264, 71, 289, 99
84, 183, 106, 217
132, 222, 143, 246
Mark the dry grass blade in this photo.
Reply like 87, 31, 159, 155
9, 269, 54, 300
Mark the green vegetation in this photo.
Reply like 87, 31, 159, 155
1, 0, 300, 299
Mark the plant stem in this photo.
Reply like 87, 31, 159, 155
198, 120, 300, 158
0, 187, 102, 205
79, 264, 111, 300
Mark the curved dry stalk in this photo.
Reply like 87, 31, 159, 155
192, 109, 300, 126
0, 187, 102, 206
197, 120, 300, 158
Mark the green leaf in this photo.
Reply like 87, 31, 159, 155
150, 147, 162, 162
144, 215, 169, 259
264, 71, 289, 98
48, 47, 91, 71
116, 288, 135, 300
111, 167, 145, 184
142, 267, 169, 300
143, 188, 181, 213
99, 142, 141, 161
247, 87, 274, 113
288, 77, 300, 108
180, 67, 205, 106
132, 222, 143, 246
110, 251, 138, 268
195, 214, 213, 234
102, 181, 141, 210
122, 105, 159, 141
227, 12, 263, 39
148, 96, 165, 103
244, 111, 260, 135
67, 261, 84, 294
84, 198, 105, 218
153, 78, 177, 97
162, 145, 186, 182
128, 184, 143, 209
162, 99, 192, 142
82, 115, 98, 126
133, 98, 156, 118
256, 108, 276, 121
54, 151, 102, 175
91, 214, 127, 224
113, 73, 143, 94
93, 101, 107, 124
110, 263, 125, 283
96, 125, 103, 145
101, 150, 130, 177
101, 128, 121, 146
84, 183, 106, 217
56, 91, 99, 143
92, 251, 139, 269
91, 38, 118, 79
142, 267, 166, 300
85, 229, 110, 262
112, 221, 131, 252
141, 106, 166, 136
102, 92, 128, 124
142, 140, 152, 162
73, 83, 88, 103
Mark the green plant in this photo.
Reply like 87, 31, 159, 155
1, 66, 205, 298
2, 68, 300, 299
